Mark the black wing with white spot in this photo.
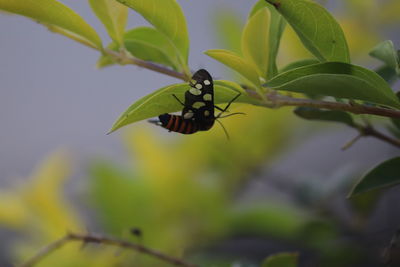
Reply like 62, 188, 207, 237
149, 68, 242, 136
182, 69, 215, 130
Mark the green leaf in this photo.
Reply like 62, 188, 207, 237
97, 27, 180, 70
391, 117, 400, 131
250, 0, 286, 78
390, 92, 400, 136
266, 0, 350, 63
266, 62, 400, 109
89, 0, 128, 44
108, 82, 260, 133
229, 204, 310, 239
89, 161, 152, 234
349, 157, 400, 197
350, 190, 382, 220
262, 252, 298, 267
214, 80, 246, 94
279, 59, 320, 73
242, 8, 270, 80
294, 107, 355, 127
369, 40, 400, 74
0, 0, 102, 49
43, 24, 101, 49
116, 0, 189, 69
205, 49, 262, 89
375, 65, 398, 84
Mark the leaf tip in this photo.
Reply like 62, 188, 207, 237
106, 130, 114, 135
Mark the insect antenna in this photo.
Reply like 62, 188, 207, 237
218, 112, 246, 119
215, 93, 242, 119
172, 94, 185, 106
214, 93, 244, 140
216, 119, 230, 140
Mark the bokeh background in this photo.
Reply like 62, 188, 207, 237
0, 0, 400, 266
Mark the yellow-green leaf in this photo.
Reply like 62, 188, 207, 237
89, 0, 128, 44
116, 0, 189, 69
214, 80, 246, 94
349, 157, 400, 197
97, 27, 180, 70
267, 62, 400, 109
294, 107, 355, 127
370, 40, 400, 75
0, 0, 102, 49
266, 0, 350, 63
250, 1, 286, 78
242, 8, 270, 80
205, 49, 262, 90
262, 252, 298, 267
108, 82, 260, 133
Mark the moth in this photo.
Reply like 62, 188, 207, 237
150, 69, 243, 137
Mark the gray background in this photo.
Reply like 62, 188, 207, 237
0, 0, 252, 180
0, 0, 398, 184
1, 2, 400, 265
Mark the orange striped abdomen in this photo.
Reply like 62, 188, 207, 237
158, 114, 198, 134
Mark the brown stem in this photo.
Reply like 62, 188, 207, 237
104, 49, 400, 119
340, 122, 400, 150
18, 236, 70, 267
362, 125, 400, 148
263, 92, 400, 119
18, 232, 198, 267
103, 49, 400, 147
104, 49, 189, 81
341, 133, 363, 150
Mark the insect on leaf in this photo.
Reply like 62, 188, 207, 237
108, 83, 260, 133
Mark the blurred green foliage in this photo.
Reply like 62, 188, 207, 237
0, 0, 399, 266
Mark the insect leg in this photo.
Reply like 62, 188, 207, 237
216, 93, 241, 118
215, 119, 230, 140
172, 94, 185, 106
214, 105, 225, 112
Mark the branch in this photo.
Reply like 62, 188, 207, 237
341, 124, 400, 150
104, 49, 189, 81
263, 92, 400, 119
103, 49, 400, 120
18, 232, 198, 267
361, 125, 400, 148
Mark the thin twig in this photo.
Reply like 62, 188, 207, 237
263, 92, 400, 119
105, 49, 189, 81
340, 123, 400, 150
341, 133, 363, 150
362, 125, 400, 148
18, 232, 198, 267
18, 236, 70, 267
102, 49, 400, 148
103, 50, 400, 120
